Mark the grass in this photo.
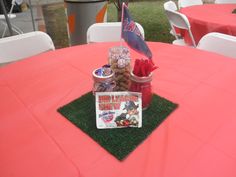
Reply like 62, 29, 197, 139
108, 1, 175, 43
42, 0, 175, 49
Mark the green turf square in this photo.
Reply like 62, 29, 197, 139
58, 92, 178, 160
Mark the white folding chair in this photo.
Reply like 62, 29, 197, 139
197, 32, 236, 59
164, 9, 196, 47
86, 22, 145, 43
163, 1, 182, 39
0, 31, 55, 64
215, 0, 236, 4
178, 0, 203, 9
0, 0, 23, 38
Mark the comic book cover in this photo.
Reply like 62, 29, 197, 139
95, 92, 142, 129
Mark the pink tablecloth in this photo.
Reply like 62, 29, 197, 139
180, 4, 236, 45
1, 42, 236, 177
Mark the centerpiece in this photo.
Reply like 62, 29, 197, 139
58, 3, 177, 161
93, 3, 158, 129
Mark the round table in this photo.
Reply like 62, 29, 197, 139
180, 4, 236, 45
1, 42, 236, 177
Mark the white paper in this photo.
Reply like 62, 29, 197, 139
95, 92, 142, 129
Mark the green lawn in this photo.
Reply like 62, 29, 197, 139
107, 1, 175, 43
42, 0, 176, 49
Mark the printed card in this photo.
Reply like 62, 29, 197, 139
95, 92, 142, 129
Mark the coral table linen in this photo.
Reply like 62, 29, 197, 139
180, 4, 236, 45
1, 42, 236, 177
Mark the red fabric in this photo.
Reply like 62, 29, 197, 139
180, 4, 236, 45
1, 42, 236, 177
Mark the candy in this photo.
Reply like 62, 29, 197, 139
133, 58, 158, 77
92, 65, 116, 94
109, 46, 131, 91
129, 58, 158, 110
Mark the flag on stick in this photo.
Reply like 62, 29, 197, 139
121, 3, 152, 59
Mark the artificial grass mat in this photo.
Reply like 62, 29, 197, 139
58, 92, 178, 161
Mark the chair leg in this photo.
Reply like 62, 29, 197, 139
1, 21, 23, 38
2, 23, 8, 38
11, 24, 23, 34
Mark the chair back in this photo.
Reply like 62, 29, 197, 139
0, 31, 55, 64
164, 1, 180, 39
215, 0, 236, 3
197, 32, 236, 59
165, 9, 196, 46
86, 22, 145, 43
178, 0, 203, 9
164, 1, 178, 11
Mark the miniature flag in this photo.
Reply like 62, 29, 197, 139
121, 3, 152, 59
